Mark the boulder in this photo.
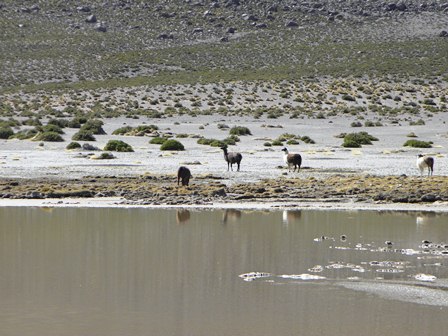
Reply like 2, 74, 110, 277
77, 6, 91, 12
95, 22, 107, 32
286, 20, 299, 27
439, 30, 448, 37
85, 15, 97, 23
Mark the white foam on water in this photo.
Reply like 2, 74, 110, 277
414, 273, 437, 282
239, 272, 272, 282
279, 274, 327, 280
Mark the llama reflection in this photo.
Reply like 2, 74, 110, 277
416, 211, 437, 225
222, 209, 242, 224
282, 210, 302, 224
176, 209, 191, 224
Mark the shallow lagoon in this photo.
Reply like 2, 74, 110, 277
1, 207, 448, 336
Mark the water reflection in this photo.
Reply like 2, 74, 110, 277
282, 210, 302, 224
221, 209, 242, 224
176, 209, 191, 224
0, 207, 448, 336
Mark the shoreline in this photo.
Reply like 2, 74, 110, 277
1, 196, 448, 213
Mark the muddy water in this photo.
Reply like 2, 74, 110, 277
0, 207, 448, 336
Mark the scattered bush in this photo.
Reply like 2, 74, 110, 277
403, 140, 432, 148
176, 133, 189, 138
409, 119, 426, 126
67, 117, 87, 128
286, 139, 300, 145
342, 132, 378, 147
160, 139, 185, 151
150, 137, 167, 145
66, 142, 81, 150
40, 124, 64, 134
91, 152, 116, 160
112, 126, 133, 135
48, 118, 69, 128
104, 140, 134, 152
34, 131, 64, 142
229, 126, 252, 136
406, 132, 418, 138
271, 140, 283, 146
72, 130, 96, 141
80, 119, 106, 134
11, 129, 38, 140
351, 121, 362, 127
0, 127, 14, 139
301, 136, 316, 144
22, 118, 42, 126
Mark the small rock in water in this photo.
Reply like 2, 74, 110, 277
280, 274, 326, 280
239, 272, 271, 282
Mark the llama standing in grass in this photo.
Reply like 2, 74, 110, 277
282, 147, 302, 172
177, 166, 192, 186
417, 154, 434, 176
221, 147, 242, 171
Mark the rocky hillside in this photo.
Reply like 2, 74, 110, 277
0, 0, 447, 92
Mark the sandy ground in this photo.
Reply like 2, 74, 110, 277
0, 111, 447, 210
0, 113, 447, 183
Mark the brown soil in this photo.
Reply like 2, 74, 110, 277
1, 174, 447, 206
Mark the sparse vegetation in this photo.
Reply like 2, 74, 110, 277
403, 140, 432, 148
160, 139, 185, 151
229, 126, 252, 136
72, 131, 96, 141
66, 142, 81, 150
342, 132, 378, 148
104, 140, 134, 152
34, 131, 64, 142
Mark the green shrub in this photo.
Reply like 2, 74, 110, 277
271, 140, 283, 146
72, 130, 96, 141
150, 137, 167, 145
409, 119, 426, 126
0, 127, 14, 139
34, 131, 64, 142
351, 121, 362, 127
301, 136, 315, 144
277, 133, 296, 141
40, 124, 64, 134
22, 118, 42, 126
229, 126, 252, 136
264, 142, 272, 147
11, 129, 38, 140
66, 142, 81, 150
342, 139, 362, 148
160, 139, 185, 151
403, 140, 432, 148
80, 119, 106, 134
197, 138, 215, 145
342, 94, 356, 102
176, 133, 189, 138
48, 118, 69, 128
112, 126, 133, 135
104, 140, 134, 152
210, 140, 226, 147
342, 132, 378, 147
67, 117, 87, 128
286, 139, 300, 145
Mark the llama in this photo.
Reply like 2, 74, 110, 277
221, 147, 242, 171
282, 147, 302, 172
417, 154, 434, 176
177, 166, 192, 186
